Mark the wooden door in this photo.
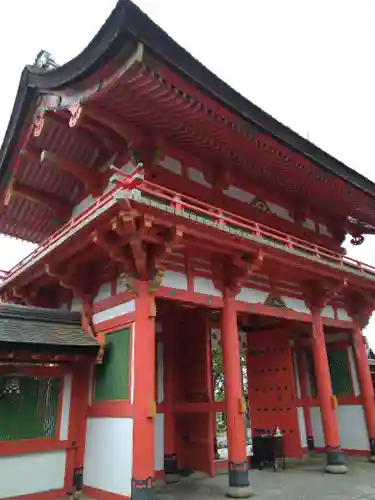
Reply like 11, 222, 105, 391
174, 308, 215, 475
247, 329, 302, 458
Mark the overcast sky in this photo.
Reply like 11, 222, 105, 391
0, 0, 374, 344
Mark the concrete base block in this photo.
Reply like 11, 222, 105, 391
325, 463, 348, 474
227, 485, 255, 498
165, 473, 181, 484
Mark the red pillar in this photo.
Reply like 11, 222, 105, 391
221, 288, 253, 497
352, 322, 375, 461
132, 282, 156, 499
311, 309, 347, 473
163, 317, 179, 479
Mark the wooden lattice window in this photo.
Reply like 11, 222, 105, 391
0, 376, 61, 441
327, 349, 352, 396
94, 328, 131, 402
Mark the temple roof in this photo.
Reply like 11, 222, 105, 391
0, 303, 98, 348
1, 0, 375, 242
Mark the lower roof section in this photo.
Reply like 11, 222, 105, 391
0, 303, 98, 348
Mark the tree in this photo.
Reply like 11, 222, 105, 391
212, 346, 248, 433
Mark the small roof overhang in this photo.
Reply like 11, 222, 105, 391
0, 303, 99, 359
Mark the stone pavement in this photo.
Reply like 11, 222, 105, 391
155, 456, 375, 500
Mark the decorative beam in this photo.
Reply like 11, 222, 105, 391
212, 249, 264, 294
126, 217, 154, 279
151, 225, 184, 269
110, 210, 140, 237
42, 150, 106, 196
22, 147, 109, 197
302, 278, 348, 310
72, 113, 129, 158
228, 249, 265, 293
45, 263, 84, 297
344, 291, 375, 329
212, 164, 231, 192
3, 178, 71, 221
75, 104, 146, 145
11, 286, 40, 307
91, 230, 135, 273
72, 105, 163, 177
293, 205, 310, 225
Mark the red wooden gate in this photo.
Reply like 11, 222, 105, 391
246, 329, 302, 458
174, 308, 215, 475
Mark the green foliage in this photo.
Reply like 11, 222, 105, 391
212, 346, 225, 402
212, 346, 247, 433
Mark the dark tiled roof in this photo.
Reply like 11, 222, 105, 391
2, 0, 375, 209
0, 303, 98, 348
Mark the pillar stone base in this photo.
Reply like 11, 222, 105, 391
325, 446, 348, 474
227, 462, 254, 498
164, 453, 181, 483
131, 477, 154, 500
164, 453, 179, 474
227, 485, 255, 498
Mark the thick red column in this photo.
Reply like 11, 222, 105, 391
311, 309, 347, 473
221, 288, 253, 497
352, 322, 375, 461
132, 282, 156, 499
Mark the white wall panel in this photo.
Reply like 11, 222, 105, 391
0, 451, 66, 498
83, 417, 133, 496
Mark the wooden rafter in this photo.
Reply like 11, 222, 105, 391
42, 150, 105, 196
3, 178, 71, 221
79, 104, 145, 145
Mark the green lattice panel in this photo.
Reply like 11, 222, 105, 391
328, 349, 352, 396
0, 377, 61, 441
94, 328, 130, 402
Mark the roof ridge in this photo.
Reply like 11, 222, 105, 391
0, 303, 81, 325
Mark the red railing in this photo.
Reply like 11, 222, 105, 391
2, 167, 375, 284
2, 186, 119, 283
131, 178, 375, 277
0, 270, 9, 281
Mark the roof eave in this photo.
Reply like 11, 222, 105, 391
1, 0, 375, 205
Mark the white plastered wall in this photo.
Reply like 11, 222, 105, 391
83, 417, 134, 496
310, 405, 369, 451
0, 451, 67, 498
0, 373, 72, 498
309, 345, 369, 451
155, 333, 164, 472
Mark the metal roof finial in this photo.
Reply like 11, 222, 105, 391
34, 50, 59, 70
